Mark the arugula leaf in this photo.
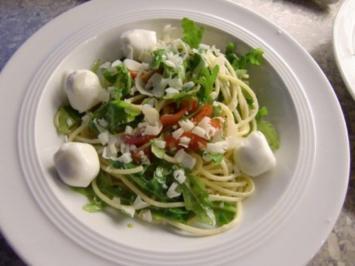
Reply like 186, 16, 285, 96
196, 65, 219, 102
151, 49, 166, 70
114, 161, 174, 202
256, 106, 269, 120
225, 42, 264, 70
151, 141, 165, 159
257, 120, 280, 151
54, 105, 81, 134
98, 64, 132, 97
92, 100, 141, 133
151, 207, 192, 223
202, 151, 224, 164
212, 202, 236, 226
181, 175, 215, 225
71, 185, 106, 213
113, 64, 132, 98
95, 172, 136, 205
181, 17, 204, 48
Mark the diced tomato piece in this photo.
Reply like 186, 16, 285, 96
182, 131, 207, 151
192, 104, 213, 123
131, 150, 142, 162
181, 99, 198, 112
160, 107, 188, 126
210, 118, 221, 128
164, 135, 179, 150
122, 134, 155, 146
129, 71, 138, 79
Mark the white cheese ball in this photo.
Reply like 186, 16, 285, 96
54, 142, 100, 187
64, 70, 105, 113
234, 131, 276, 177
120, 29, 157, 60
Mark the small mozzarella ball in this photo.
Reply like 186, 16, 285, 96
234, 131, 276, 177
120, 29, 157, 60
54, 142, 100, 187
64, 70, 105, 113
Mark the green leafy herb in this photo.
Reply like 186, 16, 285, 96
151, 49, 166, 70
212, 202, 236, 226
196, 65, 219, 102
92, 100, 141, 133
151, 207, 192, 223
202, 151, 224, 164
225, 42, 264, 70
71, 186, 106, 213
256, 106, 269, 120
181, 175, 215, 225
181, 17, 204, 48
114, 161, 174, 202
95, 172, 136, 205
257, 120, 280, 151
151, 141, 165, 159
54, 105, 81, 134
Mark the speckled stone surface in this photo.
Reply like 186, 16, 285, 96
0, 0, 354, 265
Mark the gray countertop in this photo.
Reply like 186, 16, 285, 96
0, 0, 354, 265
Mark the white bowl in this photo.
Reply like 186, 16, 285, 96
18, 15, 315, 263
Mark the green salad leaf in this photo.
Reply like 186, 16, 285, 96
256, 106, 269, 120
151, 207, 192, 223
202, 151, 224, 164
196, 65, 219, 102
181, 17, 204, 48
151, 49, 166, 70
212, 202, 236, 226
95, 172, 136, 205
225, 42, 264, 70
92, 100, 141, 133
71, 185, 106, 213
181, 175, 215, 225
54, 105, 81, 134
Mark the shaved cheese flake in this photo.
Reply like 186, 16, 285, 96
173, 169, 186, 184
174, 149, 196, 169
192, 126, 207, 139
179, 136, 191, 148
117, 152, 132, 164
178, 119, 194, 131
133, 196, 149, 210
167, 182, 181, 198
172, 128, 184, 139
206, 141, 229, 154
98, 131, 110, 145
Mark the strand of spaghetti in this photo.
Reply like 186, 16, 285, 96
200, 178, 254, 197
125, 94, 146, 103
92, 179, 135, 215
209, 194, 242, 202
211, 181, 248, 188
162, 153, 177, 164
74, 136, 102, 144
220, 159, 229, 176
102, 168, 185, 208
102, 165, 144, 175
166, 202, 242, 236
199, 167, 237, 181
68, 120, 89, 141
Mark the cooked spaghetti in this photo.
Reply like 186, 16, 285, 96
53, 18, 279, 236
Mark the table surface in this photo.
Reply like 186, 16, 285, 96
0, 0, 354, 265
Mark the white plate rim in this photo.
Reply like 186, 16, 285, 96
333, 0, 355, 100
0, 0, 350, 265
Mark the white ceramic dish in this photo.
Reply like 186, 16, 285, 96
334, 0, 355, 100
0, 1, 349, 265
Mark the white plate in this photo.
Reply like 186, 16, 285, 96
0, 1, 349, 265
334, 0, 355, 99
